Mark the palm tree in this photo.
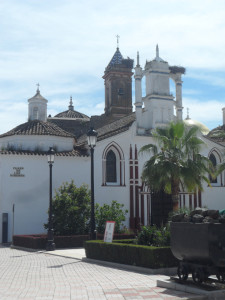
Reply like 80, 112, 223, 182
140, 122, 212, 211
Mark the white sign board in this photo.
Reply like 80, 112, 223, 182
104, 221, 115, 243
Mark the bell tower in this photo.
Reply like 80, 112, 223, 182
103, 37, 134, 118
28, 84, 48, 122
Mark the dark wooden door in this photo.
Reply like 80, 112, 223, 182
150, 191, 172, 227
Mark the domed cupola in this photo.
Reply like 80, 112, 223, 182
54, 96, 89, 120
184, 108, 210, 135
28, 84, 48, 122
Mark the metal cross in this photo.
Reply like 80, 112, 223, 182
36, 83, 40, 91
116, 34, 120, 48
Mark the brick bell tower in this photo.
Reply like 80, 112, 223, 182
103, 37, 134, 118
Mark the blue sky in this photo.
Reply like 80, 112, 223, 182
0, 0, 225, 134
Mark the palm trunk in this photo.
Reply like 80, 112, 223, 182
172, 194, 179, 211
171, 179, 180, 211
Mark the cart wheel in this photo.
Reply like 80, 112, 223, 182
216, 273, 225, 283
192, 268, 204, 283
177, 265, 188, 281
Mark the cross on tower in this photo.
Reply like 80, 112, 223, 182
187, 107, 190, 119
116, 34, 120, 48
36, 83, 40, 92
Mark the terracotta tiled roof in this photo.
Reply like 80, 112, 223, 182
206, 125, 225, 146
77, 113, 136, 145
54, 110, 89, 119
48, 118, 90, 138
48, 114, 121, 139
0, 148, 88, 157
0, 120, 73, 138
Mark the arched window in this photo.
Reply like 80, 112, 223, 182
33, 107, 38, 120
209, 153, 217, 183
102, 142, 125, 186
106, 150, 117, 182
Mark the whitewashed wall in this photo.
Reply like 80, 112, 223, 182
0, 135, 74, 152
0, 154, 90, 242
1, 123, 225, 243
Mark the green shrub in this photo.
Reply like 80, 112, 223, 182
85, 240, 178, 268
113, 239, 135, 244
168, 207, 192, 221
95, 201, 128, 234
44, 181, 91, 235
136, 225, 170, 247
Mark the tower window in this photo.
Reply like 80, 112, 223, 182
106, 150, 117, 182
118, 88, 124, 95
33, 107, 38, 120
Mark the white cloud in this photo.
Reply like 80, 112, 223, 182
1, 0, 225, 133
183, 97, 224, 129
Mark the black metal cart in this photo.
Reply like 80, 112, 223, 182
170, 222, 225, 283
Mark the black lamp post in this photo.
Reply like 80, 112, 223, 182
46, 147, 55, 251
87, 128, 97, 240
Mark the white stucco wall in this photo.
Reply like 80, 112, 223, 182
0, 135, 74, 152
0, 154, 90, 242
1, 122, 225, 243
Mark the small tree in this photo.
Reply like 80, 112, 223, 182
95, 201, 128, 234
140, 122, 212, 211
44, 181, 91, 235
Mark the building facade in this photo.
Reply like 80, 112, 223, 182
0, 46, 225, 243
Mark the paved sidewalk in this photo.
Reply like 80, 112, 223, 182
0, 245, 203, 300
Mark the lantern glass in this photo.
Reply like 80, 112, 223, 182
47, 147, 55, 163
87, 128, 97, 148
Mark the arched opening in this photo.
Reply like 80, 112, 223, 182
209, 153, 217, 183
102, 142, 125, 186
33, 107, 38, 120
208, 149, 223, 186
106, 150, 117, 182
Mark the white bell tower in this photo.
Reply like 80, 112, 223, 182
28, 84, 48, 122
134, 46, 185, 134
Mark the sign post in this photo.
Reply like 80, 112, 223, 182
104, 221, 115, 243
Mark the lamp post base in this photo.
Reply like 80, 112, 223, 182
46, 240, 55, 251
89, 230, 97, 240
46, 229, 55, 251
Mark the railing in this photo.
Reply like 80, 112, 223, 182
179, 191, 202, 210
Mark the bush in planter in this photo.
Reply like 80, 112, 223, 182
95, 201, 128, 234
44, 181, 91, 235
136, 225, 170, 247
44, 181, 129, 237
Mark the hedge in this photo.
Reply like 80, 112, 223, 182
12, 233, 135, 249
85, 240, 178, 269
13, 235, 89, 249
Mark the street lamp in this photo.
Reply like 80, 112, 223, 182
87, 128, 98, 240
46, 147, 55, 251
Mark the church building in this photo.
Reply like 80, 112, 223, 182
0, 45, 225, 243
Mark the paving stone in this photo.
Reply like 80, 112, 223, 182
0, 245, 202, 299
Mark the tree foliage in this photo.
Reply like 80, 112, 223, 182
136, 225, 170, 247
44, 181, 128, 236
140, 122, 212, 209
95, 201, 128, 234
45, 181, 91, 235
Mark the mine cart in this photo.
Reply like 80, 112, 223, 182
170, 222, 225, 283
